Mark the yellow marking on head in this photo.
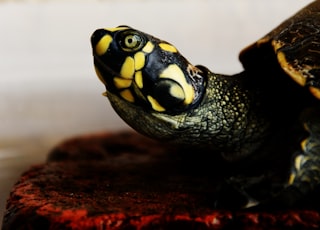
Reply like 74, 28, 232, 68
134, 52, 145, 70
94, 66, 106, 84
95, 34, 113, 56
142, 41, 155, 53
159, 43, 177, 53
120, 56, 135, 79
105, 26, 129, 32
147, 95, 166, 112
169, 83, 185, 100
160, 64, 194, 105
309, 86, 320, 100
120, 89, 135, 102
134, 71, 143, 89
113, 77, 132, 89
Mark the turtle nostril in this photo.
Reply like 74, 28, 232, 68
91, 29, 108, 47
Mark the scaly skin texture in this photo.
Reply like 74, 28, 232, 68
106, 66, 271, 161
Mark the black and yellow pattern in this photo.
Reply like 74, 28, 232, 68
91, 26, 205, 114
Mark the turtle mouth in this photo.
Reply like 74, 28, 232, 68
93, 55, 117, 80
93, 55, 131, 93
94, 55, 143, 105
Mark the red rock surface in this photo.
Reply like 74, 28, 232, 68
2, 131, 320, 229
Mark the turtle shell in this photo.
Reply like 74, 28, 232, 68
239, 0, 320, 100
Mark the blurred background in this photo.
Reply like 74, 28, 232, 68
0, 0, 313, 225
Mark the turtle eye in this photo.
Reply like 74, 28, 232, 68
118, 31, 145, 52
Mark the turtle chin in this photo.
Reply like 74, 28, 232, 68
105, 91, 184, 141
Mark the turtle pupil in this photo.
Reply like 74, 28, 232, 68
126, 36, 134, 46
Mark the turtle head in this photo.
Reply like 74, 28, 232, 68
91, 25, 205, 114
90, 26, 261, 155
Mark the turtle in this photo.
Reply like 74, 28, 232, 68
90, 0, 320, 209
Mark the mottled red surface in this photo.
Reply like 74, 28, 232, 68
2, 131, 320, 229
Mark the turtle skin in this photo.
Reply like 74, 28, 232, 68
90, 0, 320, 209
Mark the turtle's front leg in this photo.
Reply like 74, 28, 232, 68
247, 107, 320, 209
281, 107, 320, 206
225, 107, 320, 209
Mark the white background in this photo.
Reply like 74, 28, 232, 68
0, 0, 313, 225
